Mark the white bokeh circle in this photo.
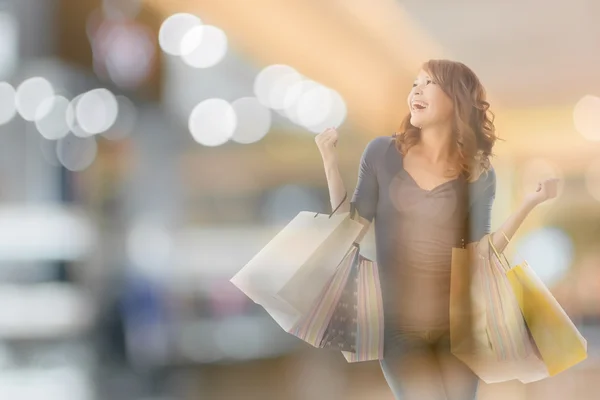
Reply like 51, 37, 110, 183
188, 98, 237, 146
158, 13, 202, 56
231, 97, 271, 144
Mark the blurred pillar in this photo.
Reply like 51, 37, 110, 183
120, 105, 185, 368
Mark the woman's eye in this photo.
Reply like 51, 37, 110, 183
413, 79, 434, 88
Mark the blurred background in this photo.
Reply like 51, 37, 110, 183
0, 0, 598, 399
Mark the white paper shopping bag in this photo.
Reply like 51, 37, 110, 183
230, 202, 363, 316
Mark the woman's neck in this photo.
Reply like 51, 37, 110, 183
417, 126, 455, 164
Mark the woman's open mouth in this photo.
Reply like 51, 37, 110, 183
411, 100, 428, 111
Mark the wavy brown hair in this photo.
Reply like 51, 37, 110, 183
395, 59, 499, 181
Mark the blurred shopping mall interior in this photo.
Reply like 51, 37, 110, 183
0, 0, 598, 399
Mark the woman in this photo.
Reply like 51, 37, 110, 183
315, 59, 558, 400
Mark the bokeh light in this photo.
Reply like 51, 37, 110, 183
513, 227, 574, 287
34, 95, 70, 140
0, 82, 17, 125
181, 25, 228, 69
573, 95, 600, 141
283, 79, 321, 124
585, 159, 600, 202
158, 13, 202, 56
66, 94, 90, 138
15, 77, 54, 122
188, 98, 237, 146
254, 65, 300, 109
305, 89, 347, 133
254, 65, 347, 133
295, 83, 335, 128
56, 135, 98, 171
231, 97, 271, 144
76, 88, 119, 135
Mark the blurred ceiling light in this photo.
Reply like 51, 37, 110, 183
15, 77, 54, 121
181, 25, 228, 69
0, 206, 94, 262
56, 135, 98, 171
283, 80, 347, 132
283, 79, 318, 124
0, 12, 18, 80
254, 65, 300, 109
188, 98, 237, 146
296, 83, 334, 127
34, 95, 70, 140
521, 158, 564, 201
66, 94, 91, 138
269, 70, 303, 111
513, 227, 573, 287
101, 95, 137, 140
304, 89, 347, 133
585, 159, 600, 202
179, 25, 204, 56
231, 97, 271, 144
0, 82, 17, 125
573, 95, 600, 141
76, 88, 119, 135
159, 13, 202, 56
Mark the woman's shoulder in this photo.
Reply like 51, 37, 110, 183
363, 135, 397, 159
469, 164, 496, 196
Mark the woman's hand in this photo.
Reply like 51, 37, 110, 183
315, 127, 339, 165
524, 178, 560, 207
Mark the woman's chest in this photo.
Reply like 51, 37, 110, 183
376, 170, 469, 228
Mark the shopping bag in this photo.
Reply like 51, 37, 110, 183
291, 245, 384, 363
340, 254, 384, 363
230, 194, 363, 316
289, 246, 359, 347
450, 235, 548, 384
506, 259, 587, 376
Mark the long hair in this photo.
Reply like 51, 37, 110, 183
395, 59, 498, 181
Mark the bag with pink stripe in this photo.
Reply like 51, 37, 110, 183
289, 244, 384, 363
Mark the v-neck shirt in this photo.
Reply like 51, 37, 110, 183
351, 135, 496, 329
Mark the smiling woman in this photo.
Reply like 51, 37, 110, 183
315, 58, 562, 400
397, 59, 498, 182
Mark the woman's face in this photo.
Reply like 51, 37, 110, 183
407, 69, 454, 129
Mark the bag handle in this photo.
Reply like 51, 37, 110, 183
314, 192, 358, 220
488, 231, 512, 271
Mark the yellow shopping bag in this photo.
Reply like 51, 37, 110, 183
506, 261, 588, 376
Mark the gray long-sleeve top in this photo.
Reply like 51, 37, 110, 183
351, 135, 496, 329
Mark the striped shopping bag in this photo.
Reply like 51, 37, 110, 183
340, 254, 384, 363
290, 245, 384, 363
450, 235, 549, 384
